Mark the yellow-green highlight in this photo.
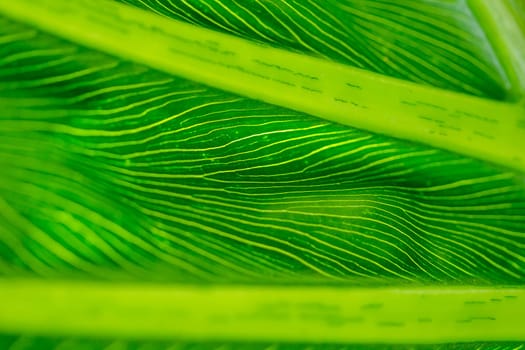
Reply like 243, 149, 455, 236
1, 0, 524, 173
0, 279, 524, 343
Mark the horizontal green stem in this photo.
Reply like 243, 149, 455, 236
1, 0, 524, 173
0, 279, 524, 343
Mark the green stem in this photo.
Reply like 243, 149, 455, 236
469, 0, 525, 100
1, 0, 524, 173
0, 279, 524, 343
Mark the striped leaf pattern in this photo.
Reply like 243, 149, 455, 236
115, 0, 510, 99
1, 16, 524, 285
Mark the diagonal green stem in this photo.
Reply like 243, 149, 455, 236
1, 0, 524, 173
469, 0, 525, 100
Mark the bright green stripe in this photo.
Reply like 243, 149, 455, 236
1, 0, 523, 172
0, 279, 524, 343
119, 0, 509, 99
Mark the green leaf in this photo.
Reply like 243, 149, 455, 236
0, 0, 524, 348
116, 0, 514, 99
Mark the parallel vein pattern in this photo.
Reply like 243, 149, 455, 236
0, 18, 525, 284
115, 0, 510, 99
